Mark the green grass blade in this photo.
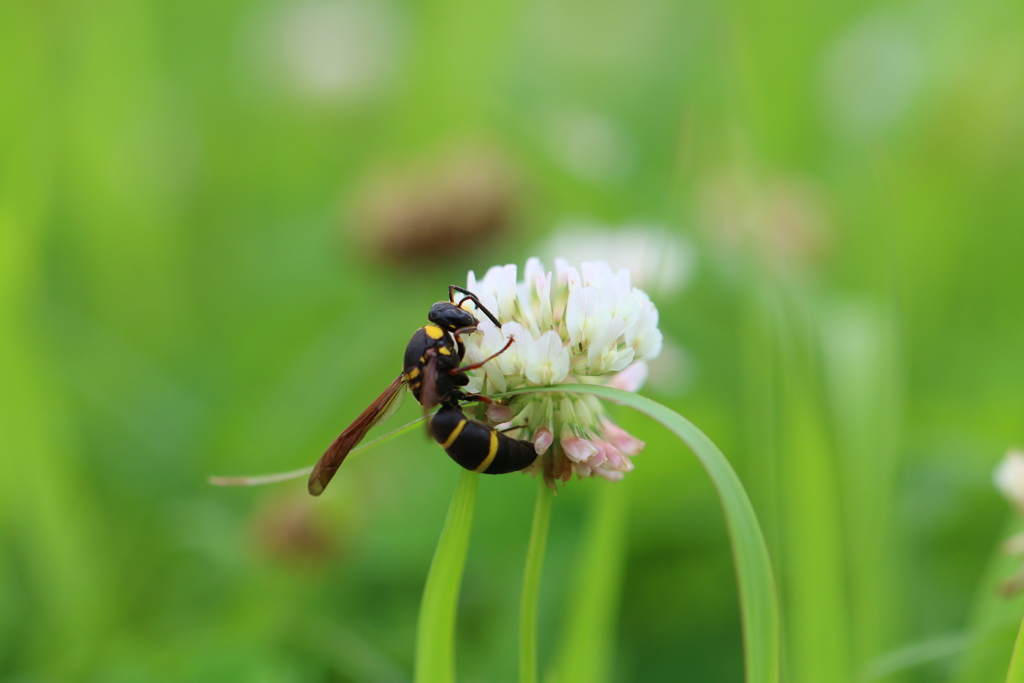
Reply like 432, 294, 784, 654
819, 301, 902, 676
547, 483, 628, 683
952, 515, 1024, 683
516, 385, 781, 683
415, 469, 480, 683
520, 479, 554, 683
863, 632, 969, 681
1007, 615, 1024, 683
208, 415, 429, 487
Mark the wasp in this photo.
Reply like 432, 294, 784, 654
308, 286, 538, 496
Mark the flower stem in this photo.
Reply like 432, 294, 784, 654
415, 469, 479, 683
550, 482, 627, 683
519, 478, 554, 683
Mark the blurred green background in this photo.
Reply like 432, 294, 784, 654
2, 0, 1024, 681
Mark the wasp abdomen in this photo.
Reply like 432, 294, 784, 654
429, 405, 538, 474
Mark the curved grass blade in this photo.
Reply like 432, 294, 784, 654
208, 466, 315, 487
953, 514, 1024, 683
862, 632, 968, 681
208, 415, 428, 487
415, 469, 479, 683
1009, 614, 1024, 683
513, 384, 781, 683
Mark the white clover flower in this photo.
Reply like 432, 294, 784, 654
996, 451, 1024, 513
543, 222, 695, 297
242, 0, 405, 106
461, 258, 661, 485
994, 450, 1024, 594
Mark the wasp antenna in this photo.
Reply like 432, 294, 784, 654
449, 285, 501, 327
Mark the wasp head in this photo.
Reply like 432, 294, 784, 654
428, 301, 479, 332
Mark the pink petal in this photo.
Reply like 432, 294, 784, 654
486, 403, 513, 424
602, 420, 645, 456
533, 427, 554, 455
561, 433, 598, 463
607, 361, 649, 392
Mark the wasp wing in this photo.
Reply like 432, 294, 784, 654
419, 350, 442, 413
308, 374, 407, 496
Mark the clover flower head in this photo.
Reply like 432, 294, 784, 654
461, 258, 662, 485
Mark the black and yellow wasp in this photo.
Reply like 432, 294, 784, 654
308, 286, 538, 496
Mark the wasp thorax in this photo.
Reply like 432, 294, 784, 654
428, 301, 478, 331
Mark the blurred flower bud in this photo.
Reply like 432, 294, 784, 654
250, 492, 339, 566
348, 144, 518, 265
696, 165, 832, 275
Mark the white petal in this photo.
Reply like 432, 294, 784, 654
515, 279, 539, 334
581, 261, 613, 287
524, 257, 546, 290
498, 322, 528, 377
626, 293, 662, 361
485, 365, 508, 393
586, 317, 627, 373
605, 269, 639, 330
639, 328, 663, 361
536, 269, 554, 331
480, 264, 518, 321
555, 258, 581, 290
476, 291, 501, 323
466, 321, 511, 392
524, 331, 570, 385
566, 285, 602, 350
607, 347, 635, 373
479, 265, 504, 295
466, 375, 485, 394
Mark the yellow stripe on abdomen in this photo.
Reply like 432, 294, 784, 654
440, 419, 467, 449
473, 431, 500, 473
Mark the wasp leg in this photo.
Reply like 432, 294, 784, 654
450, 325, 478, 362
459, 393, 496, 405
450, 336, 514, 375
